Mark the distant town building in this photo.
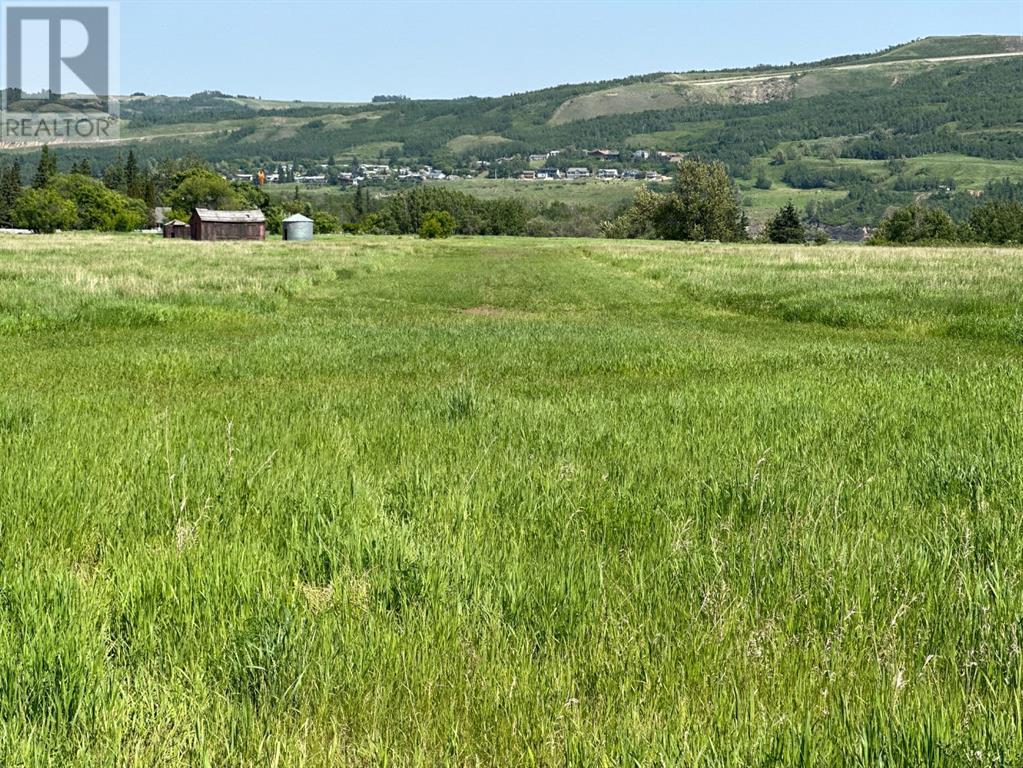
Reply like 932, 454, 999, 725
566, 167, 591, 180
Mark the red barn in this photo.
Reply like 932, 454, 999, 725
190, 209, 266, 241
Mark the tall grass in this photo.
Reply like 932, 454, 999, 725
0, 233, 1022, 765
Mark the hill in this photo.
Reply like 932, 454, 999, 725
4, 35, 1022, 227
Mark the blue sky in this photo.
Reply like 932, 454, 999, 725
121, 0, 1023, 100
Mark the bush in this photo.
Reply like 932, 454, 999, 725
753, 173, 772, 190
418, 211, 455, 239
12, 188, 77, 233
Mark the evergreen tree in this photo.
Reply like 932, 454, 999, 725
33, 145, 58, 188
104, 153, 126, 193
766, 202, 806, 243
125, 150, 140, 198
0, 161, 23, 226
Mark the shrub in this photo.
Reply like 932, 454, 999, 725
418, 211, 455, 239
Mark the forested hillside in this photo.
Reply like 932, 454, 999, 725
2, 35, 1021, 229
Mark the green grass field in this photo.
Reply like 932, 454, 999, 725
2, 234, 1023, 765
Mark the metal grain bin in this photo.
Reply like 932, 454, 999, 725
282, 213, 314, 242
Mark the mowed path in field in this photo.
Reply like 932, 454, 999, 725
1, 235, 1023, 765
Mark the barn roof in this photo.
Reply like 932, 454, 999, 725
193, 208, 266, 224
282, 214, 313, 223
164, 219, 187, 226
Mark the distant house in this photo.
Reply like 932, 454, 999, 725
588, 149, 620, 160
528, 154, 549, 163
190, 209, 266, 241
597, 168, 620, 179
162, 219, 190, 239
622, 169, 642, 180
632, 150, 650, 160
519, 170, 537, 180
359, 164, 391, 178
536, 167, 562, 179
427, 169, 447, 180
295, 174, 327, 185
566, 167, 591, 180
657, 151, 685, 163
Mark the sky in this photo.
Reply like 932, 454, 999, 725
119, 0, 1023, 101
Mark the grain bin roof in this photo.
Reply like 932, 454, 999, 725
282, 214, 314, 223
193, 208, 266, 223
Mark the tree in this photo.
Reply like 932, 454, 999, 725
766, 202, 806, 243
658, 159, 746, 241
12, 188, 76, 233
418, 210, 455, 239
313, 211, 340, 234
871, 205, 957, 244
602, 159, 747, 242
51, 174, 147, 231
103, 154, 126, 192
125, 150, 141, 198
753, 173, 772, 190
964, 200, 1023, 244
166, 168, 244, 219
0, 162, 23, 226
33, 145, 58, 188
